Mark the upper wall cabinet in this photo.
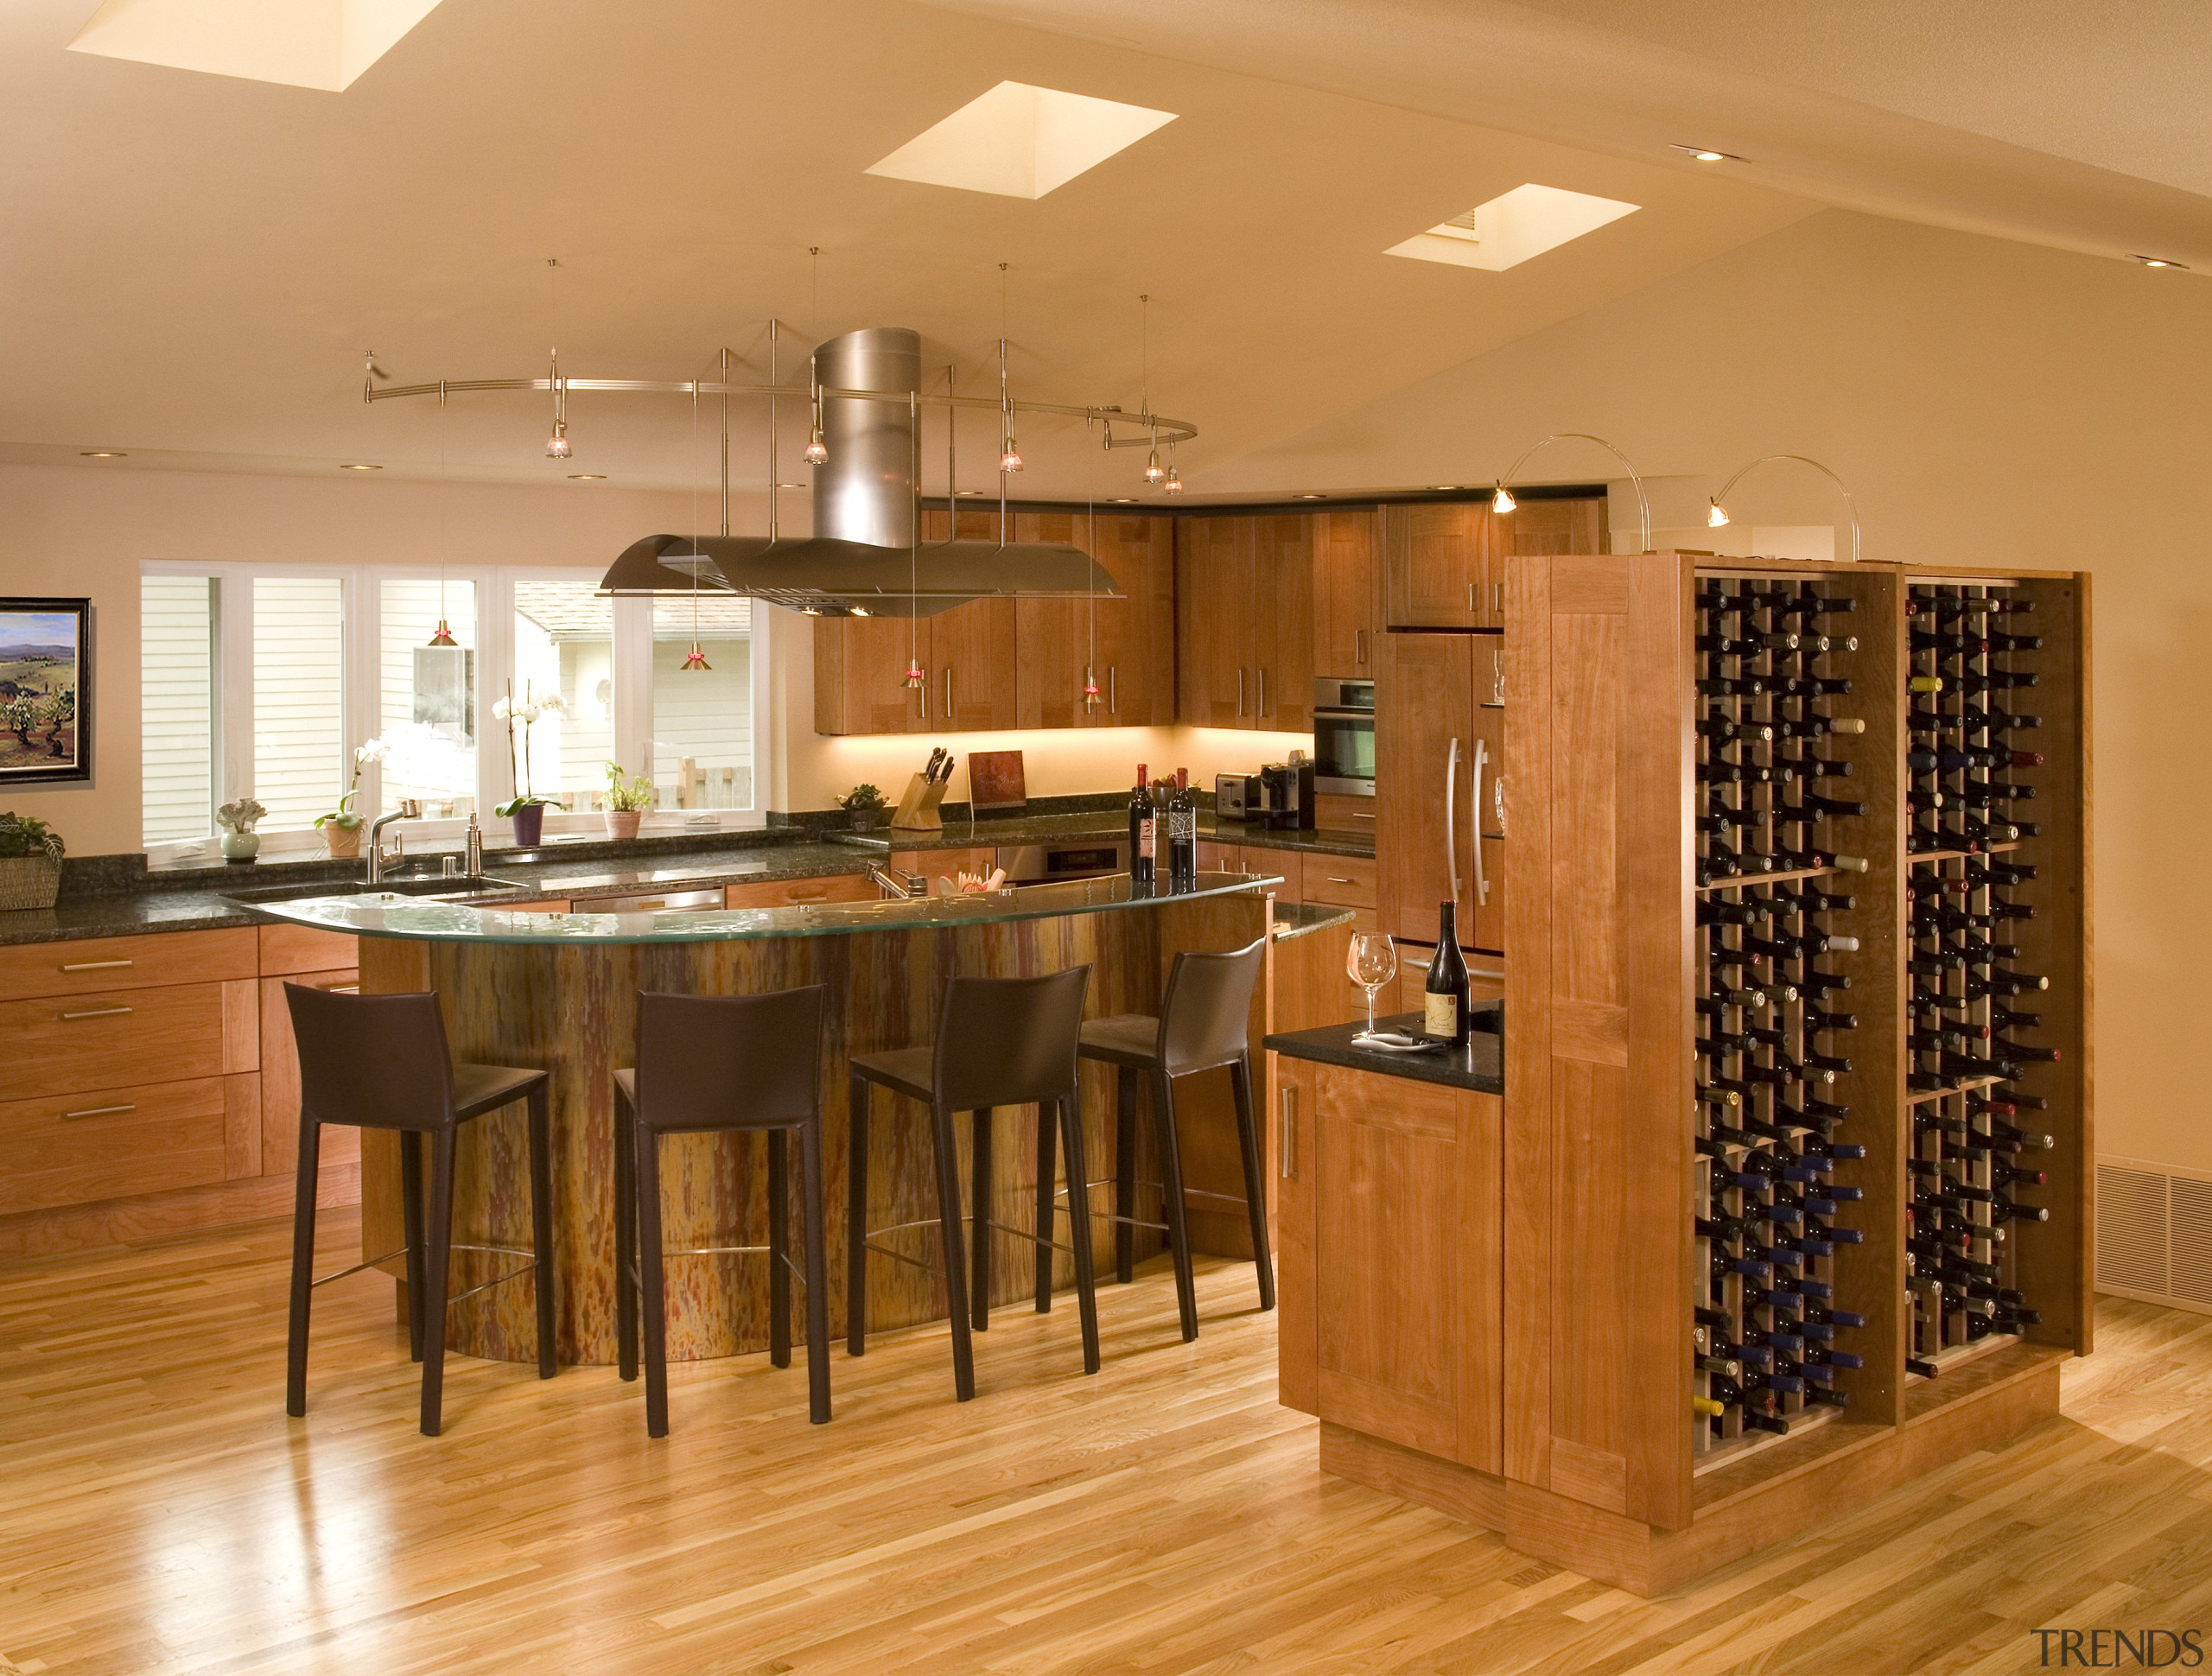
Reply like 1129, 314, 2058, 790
1314, 509, 1381, 678
813, 508, 1174, 737
1175, 514, 1315, 732
1382, 498, 1607, 630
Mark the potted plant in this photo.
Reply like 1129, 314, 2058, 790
493, 682, 566, 847
837, 783, 887, 831
216, 797, 267, 863
603, 761, 654, 841
315, 738, 387, 860
0, 811, 63, 912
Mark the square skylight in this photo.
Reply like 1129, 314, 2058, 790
1385, 183, 1640, 272
866, 81, 1177, 200
68, 0, 443, 93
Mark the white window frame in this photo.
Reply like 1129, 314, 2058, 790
140, 560, 770, 863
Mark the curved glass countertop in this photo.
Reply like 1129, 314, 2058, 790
245, 870, 1284, 946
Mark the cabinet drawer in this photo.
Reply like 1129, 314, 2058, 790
1, 981, 250, 1101
0, 927, 257, 1000
723, 873, 877, 909
1301, 853, 1377, 910
1312, 794, 1377, 834
0, 1076, 230, 1216
258, 923, 359, 977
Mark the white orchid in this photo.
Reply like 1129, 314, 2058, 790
354, 735, 392, 767
493, 688, 568, 726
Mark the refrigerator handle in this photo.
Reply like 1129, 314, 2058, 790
1445, 736, 1463, 905
1470, 739, 1491, 907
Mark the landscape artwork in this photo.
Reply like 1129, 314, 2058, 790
0, 599, 91, 784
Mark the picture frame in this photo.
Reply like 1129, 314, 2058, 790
0, 598, 92, 786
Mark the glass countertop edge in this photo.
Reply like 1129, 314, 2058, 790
242, 871, 1286, 943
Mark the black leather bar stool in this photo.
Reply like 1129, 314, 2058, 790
284, 985, 556, 1437
847, 967, 1096, 1400
613, 986, 830, 1437
1072, 937, 1272, 1341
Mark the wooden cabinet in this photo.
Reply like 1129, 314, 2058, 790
0, 925, 256, 998
723, 873, 878, 909
818, 509, 1171, 736
1315, 509, 1381, 676
1376, 632, 1506, 955
0, 1077, 234, 1217
261, 968, 359, 1178
1300, 852, 1376, 911
1383, 497, 1607, 630
1176, 514, 1315, 732
1311, 792, 1377, 835
1276, 1059, 1503, 1470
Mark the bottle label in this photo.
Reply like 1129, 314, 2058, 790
1424, 993, 1457, 1038
1137, 816, 1156, 860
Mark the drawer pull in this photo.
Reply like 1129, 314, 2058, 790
62, 1102, 137, 1121
786, 889, 830, 903
60, 1006, 134, 1021
1354, 811, 1376, 821
60, 958, 135, 973
1279, 1087, 1296, 1179
1325, 875, 1356, 885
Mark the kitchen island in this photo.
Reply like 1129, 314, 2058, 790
253, 873, 1286, 1367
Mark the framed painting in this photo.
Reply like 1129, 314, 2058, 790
0, 599, 91, 785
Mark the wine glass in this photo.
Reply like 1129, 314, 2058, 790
1345, 933, 1398, 1040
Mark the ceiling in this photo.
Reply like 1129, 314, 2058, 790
4, 0, 2202, 500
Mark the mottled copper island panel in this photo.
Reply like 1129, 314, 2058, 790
357, 893, 1271, 1364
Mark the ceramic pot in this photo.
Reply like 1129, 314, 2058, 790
511, 802, 546, 847
604, 809, 642, 841
323, 823, 362, 860
848, 806, 884, 831
219, 828, 260, 863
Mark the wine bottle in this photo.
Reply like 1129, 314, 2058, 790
1167, 769, 1198, 887
1128, 764, 1157, 886
1423, 905, 1471, 1046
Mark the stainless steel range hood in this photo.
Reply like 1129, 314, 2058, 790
601, 327, 1120, 617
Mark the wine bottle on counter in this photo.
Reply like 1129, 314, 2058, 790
1423, 904, 1471, 1046
1167, 768, 1198, 888
1128, 764, 1157, 887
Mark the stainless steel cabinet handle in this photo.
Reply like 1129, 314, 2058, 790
60, 959, 133, 973
1258, 667, 1268, 716
1326, 876, 1356, 885
944, 666, 954, 719
1467, 581, 1476, 613
1279, 1086, 1296, 1178
1492, 581, 1504, 616
1355, 627, 1367, 666
1237, 668, 1246, 717
1445, 737, 1463, 904
62, 1102, 137, 1121
1353, 810, 1376, 822
786, 890, 830, 903
1109, 664, 1118, 715
1470, 739, 1491, 907
60, 1006, 132, 1021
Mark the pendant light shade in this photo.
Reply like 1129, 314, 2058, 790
427, 618, 459, 647
681, 642, 711, 671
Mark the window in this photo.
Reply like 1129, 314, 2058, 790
137, 563, 767, 856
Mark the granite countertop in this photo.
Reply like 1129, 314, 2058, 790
1273, 903, 1357, 942
1265, 1007, 1504, 1095
840, 811, 1375, 860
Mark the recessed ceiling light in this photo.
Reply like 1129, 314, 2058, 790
1108, 497, 1138, 505
68, 0, 444, 92
867, 80, 1177, 200
1292, 492, 1326, 500
953, 488, 987, 497
1385, 183, 1640, 272
1670, 143, 1744, 163
1430, 485, 1459, 491
339, 462, 382, 471
79, 450, 126, 459
2134, 254, 2189, 269
567, 473, 607, 480
775, 481, 807, 490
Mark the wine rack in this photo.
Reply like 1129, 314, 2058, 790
1504, 550, 2087, 1577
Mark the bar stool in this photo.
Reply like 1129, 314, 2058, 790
613, 986, 830, 1437
283, 985, 556, 1438
847, 967, 1096, 1401
1072, 937, 1272, 1342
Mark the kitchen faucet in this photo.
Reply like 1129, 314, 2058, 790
365, 799, 422, 885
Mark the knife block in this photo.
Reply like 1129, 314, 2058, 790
889, 772, 947, 832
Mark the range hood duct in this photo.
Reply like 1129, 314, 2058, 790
601, 326, 1119, 617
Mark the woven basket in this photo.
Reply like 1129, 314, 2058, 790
0, 853, 62, 911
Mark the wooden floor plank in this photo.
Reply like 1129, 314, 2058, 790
5, 1216, 2212, 1674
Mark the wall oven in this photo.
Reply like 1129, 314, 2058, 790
1311, 677, 1376, 797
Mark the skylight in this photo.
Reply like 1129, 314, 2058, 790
866, 81, 1177, 200
1385, 183, 1640, 272
67, 0, 443, 93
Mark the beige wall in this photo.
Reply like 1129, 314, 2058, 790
1241, 208, 2203, 1173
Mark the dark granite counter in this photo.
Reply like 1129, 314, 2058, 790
0, 889, 263, 946
1265, 1007, 1503, 1095
838, 810, 1374, 860
1273, 903, 1357, 942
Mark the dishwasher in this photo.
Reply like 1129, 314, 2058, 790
591, 886, 724, 913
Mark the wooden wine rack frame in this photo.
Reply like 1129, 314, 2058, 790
1480, 550, 2090, 1591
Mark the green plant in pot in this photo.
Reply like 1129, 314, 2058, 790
493, 682, 566, 847
0, 811, 65, 912
216, 797, 268, 864
837, 783, 887, 831
603, 761, 654, 841
315, 738, 387, 860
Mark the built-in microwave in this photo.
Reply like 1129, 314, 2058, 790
1311, 677, 1376, 797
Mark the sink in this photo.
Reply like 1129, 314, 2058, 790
223, 873, 529, 905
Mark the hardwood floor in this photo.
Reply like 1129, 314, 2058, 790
3, 1209, 2210, 1674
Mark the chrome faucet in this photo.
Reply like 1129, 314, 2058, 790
366, 799, 422, 885
868, 864, 926, 900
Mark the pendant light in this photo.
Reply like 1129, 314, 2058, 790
1162, 442, 1184, 497
997, 263, 1022, 474
543, 258, 573, 460
428, 380, 459, 644
680, 381, 709, 671
804, 247, 830, 467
